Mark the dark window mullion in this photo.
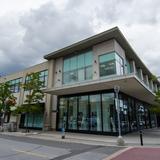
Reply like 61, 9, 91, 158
77, 96, 79, 131
88, 95, 91, 131
100, 94, 103, 133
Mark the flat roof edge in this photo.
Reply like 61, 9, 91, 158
44, 26, 119, 60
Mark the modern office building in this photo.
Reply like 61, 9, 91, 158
0, 62, 50, 129
0, 27, 160, 135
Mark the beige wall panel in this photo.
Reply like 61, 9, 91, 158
54, 58, 63, 87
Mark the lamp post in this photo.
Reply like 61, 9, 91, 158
114, 85, 125, 146
138, 106, 144, 146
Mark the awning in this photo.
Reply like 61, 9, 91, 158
44, 74, 156, 105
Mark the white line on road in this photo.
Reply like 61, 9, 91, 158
13, 149, 51, 159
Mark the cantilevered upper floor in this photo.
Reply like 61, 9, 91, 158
44, 27, 160, 104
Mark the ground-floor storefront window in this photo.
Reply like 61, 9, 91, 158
57, 90, 157, 135
19, 104, 44, 129
57, 92, 116, 134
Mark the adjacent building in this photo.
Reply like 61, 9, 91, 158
0, 27, 160, 135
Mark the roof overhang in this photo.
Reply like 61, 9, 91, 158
44, 27, 160, 84
44, 74, 156, 105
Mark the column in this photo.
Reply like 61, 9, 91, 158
43, 59, 55, 131
144, 75, 149, 87
131, 60, 136, 74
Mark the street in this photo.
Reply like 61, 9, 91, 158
0, 135, 123, 160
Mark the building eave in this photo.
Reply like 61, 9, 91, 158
43, 27, 159, 84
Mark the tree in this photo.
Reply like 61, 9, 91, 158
150, 90, 160, 114
16, 72, 44, 132
0, 82, 16, 126
150, 75, 160, 113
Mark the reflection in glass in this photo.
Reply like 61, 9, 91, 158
86, 66, 92, 80
63, 51, 93, 84
90, 95, 102, 131
102, 93, 116, 132
68, 97, 77, 130
58, 98, 68, 129
99, 52, 116, 77
78, 96, 89, 130
99, 52, 124, 77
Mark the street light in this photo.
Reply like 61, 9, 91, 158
114, 85, 125, 146
138, 106, 144, 146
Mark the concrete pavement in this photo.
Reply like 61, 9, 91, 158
0, 128, 160, 160
1, 128, 160, 146
0, 135, 123, 160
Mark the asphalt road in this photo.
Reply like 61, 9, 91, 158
0, 135, 123, 160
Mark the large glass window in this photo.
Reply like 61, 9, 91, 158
39, 70, 48, 87
68, 97, 77, 130
57, 92, 154, 135
90, 95, 102, 131
58, 98, 68, 129
99, 52, 124, 77
126, 59, 133, 74
24, 113, 44, 128
9, 78, 22, 93
63, 51, 93, 84
102, 93, 116, 132
78, 96, 89, 130
25, 70, 48, 88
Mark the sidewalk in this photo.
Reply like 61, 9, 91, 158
0, 128, 160, 147
104, 147, 160, 160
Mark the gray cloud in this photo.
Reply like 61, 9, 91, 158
95, 0, 160, 25
0, 0, 160, 77
0, 1, 94, 75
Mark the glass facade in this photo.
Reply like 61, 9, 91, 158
68, 97, 78, 130
9, 78, 22, 93
25, 70, 48, 88
19, 104, 44, 129
90, 95, 102, 131
99, 52, 124, 77
57, 91, 156, 135
78, 96, 89, 130
39, 70, 48, 87
63, 51, 93, 84
24, 113, 44, 128
102, 93, 116, 132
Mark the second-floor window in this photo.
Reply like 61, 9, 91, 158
25, 70, 48, 88
63, 51, 93, 84
99, 52, 124, 77
39, 70, 48, 87
9, 78, 22, 93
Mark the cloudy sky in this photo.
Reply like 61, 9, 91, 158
0, 0, 160, 76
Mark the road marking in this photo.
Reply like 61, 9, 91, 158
103, 147, 133, 160
13, 149, 51, 159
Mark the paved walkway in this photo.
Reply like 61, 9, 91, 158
1, 128, 160, 160
105, 147, 160, 160
0, 128, 160, 146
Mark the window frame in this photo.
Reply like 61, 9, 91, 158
99, 51, 124, 78
62, 50, 93, 84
